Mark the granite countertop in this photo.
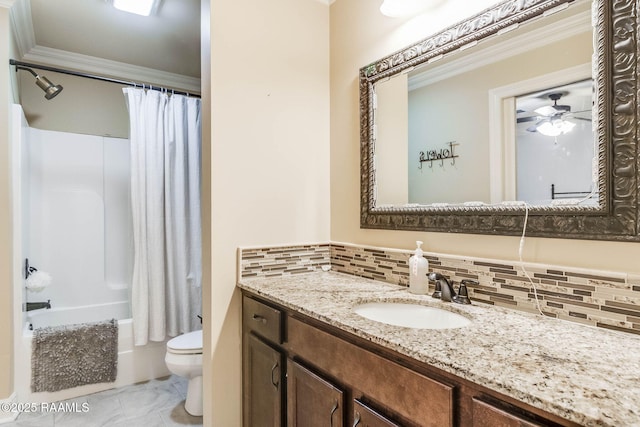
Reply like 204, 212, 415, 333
238, 271, 640, 427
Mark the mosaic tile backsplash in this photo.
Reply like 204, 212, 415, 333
239, 242, 640, 335
238, 243, 331, 278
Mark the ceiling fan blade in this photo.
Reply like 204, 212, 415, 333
564, 112, 592, 122
516, 116, 539, 123
534, 105, 559, 116
526, 125, 539, 133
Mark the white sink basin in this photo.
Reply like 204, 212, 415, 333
353, 302, 471, 329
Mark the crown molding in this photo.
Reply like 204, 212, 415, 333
23, 45, 201, 94
8, 0, 200, 94
408, 9, 591, 91
8, 0, 35, 58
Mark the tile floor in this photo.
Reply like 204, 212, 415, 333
5, 376, 202, 427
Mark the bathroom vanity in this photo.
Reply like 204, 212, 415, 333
239, 271, 640, 427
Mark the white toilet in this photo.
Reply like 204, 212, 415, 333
165, 329, 203, 416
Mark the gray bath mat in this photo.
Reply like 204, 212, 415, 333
32, 318, 118, 393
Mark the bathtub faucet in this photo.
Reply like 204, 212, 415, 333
26, 300, 51, 311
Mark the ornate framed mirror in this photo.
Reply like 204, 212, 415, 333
360, 0, 640, 241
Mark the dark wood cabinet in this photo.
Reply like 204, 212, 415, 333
287, 360, 344, 427
353, 400, 401, 427
243, 333, 284, 427
243, 296, 285, 427
471, 398, 546, 427
243, 295, 283, 344
242, 293, 578, 427
287, 316, 452, 427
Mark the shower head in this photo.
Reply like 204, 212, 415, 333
14, 64, 63, 100
35, 75, 63, 100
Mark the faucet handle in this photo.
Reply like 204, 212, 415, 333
460, 279, 478, 293
453, 280, 477, 304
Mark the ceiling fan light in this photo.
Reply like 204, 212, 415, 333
536, 119, 575, 137
536, 121, 562, 137
558, 120, 576, 134
112, 0, 160, 16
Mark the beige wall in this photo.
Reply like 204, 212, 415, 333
206, 0, 330, 424
0, 4, 14, 400
200, 0, 211, 425
329, 0, 640, 273
18, 72, 129, 138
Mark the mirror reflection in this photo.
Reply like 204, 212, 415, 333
373, 0, 594, 208
515, 79, 596, 205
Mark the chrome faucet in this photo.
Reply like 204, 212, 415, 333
26, 300, 51, 311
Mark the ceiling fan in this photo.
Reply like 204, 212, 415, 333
517, 92, 591, 137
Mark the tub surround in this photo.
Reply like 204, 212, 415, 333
238, 271, 640, 427
238, 242, 640, 426
240, 242, 640, 335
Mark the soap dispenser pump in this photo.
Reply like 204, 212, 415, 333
409, 241, 429, 294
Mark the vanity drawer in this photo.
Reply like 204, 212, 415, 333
471, 397, 546, 427
243, 296, 283, 344
288, 317, 453, 426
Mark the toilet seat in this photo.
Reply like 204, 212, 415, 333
167, 329, 202, 355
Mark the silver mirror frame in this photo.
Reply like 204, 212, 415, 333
360, 0, 640, 241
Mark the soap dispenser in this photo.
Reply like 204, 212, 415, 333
409, 241, 429, 294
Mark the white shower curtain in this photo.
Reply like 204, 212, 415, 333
123, 88, 202, 346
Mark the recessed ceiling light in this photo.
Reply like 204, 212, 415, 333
111, 0, 161, 16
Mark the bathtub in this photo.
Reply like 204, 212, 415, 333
16, 301, 170, 404
25, 301, 131, 331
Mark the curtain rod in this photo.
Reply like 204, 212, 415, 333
9, 59, 201, 98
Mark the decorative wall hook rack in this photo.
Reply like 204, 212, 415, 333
419, 141, 459, 169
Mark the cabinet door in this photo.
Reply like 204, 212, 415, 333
472, 398, 546, 427
243, 333, 284, 427
287, 360, 344, 427
353, 400, 400, 427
